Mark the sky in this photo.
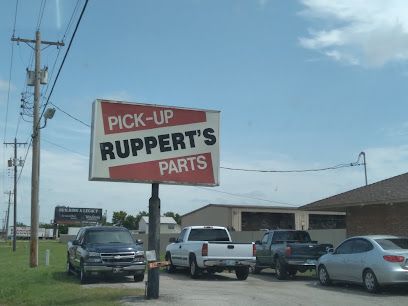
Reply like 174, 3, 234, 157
1, 0, 408, 226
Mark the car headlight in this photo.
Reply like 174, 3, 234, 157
88, 252, 100, 257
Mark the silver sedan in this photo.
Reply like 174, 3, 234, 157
317, 235, 408, 293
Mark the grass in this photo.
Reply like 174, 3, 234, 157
0, 240, 144, 306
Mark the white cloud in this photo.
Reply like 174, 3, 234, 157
0, 79, 15, 92
258, 0, 269, 9
299, 0, 408, 67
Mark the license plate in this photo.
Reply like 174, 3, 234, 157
225, 260, 236, 266
112, 267, 123, 273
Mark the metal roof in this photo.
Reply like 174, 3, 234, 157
181, 203, 301, 218
141, 216, 177, 224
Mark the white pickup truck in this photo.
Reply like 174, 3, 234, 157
165, 226, 256, 280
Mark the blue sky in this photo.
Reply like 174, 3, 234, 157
1, 0, 408, 225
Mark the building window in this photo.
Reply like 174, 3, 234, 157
241, 212, 295, 231
308, 214, 345, 229
168, 224, 175, 230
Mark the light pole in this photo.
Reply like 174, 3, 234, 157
358, 152, 368, 186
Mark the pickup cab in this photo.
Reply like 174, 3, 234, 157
165, 226, 256, 280
254, 230, 332, 279
67, 226, 146, 283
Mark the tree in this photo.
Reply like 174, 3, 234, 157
112, 211, 127, 226
123, 215, 138, 230
164, 211, 181, 225
39, 222, 54, 229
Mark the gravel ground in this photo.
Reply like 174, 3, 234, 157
84, 269, 408, 306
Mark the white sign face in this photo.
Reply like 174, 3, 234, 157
89, 100, 220, 186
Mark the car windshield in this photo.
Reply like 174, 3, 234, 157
188, 229, 230, 242
85, 230, 134, 244
375, 238, 408, 250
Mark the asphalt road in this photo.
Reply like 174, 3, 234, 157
86, 269, 408, 306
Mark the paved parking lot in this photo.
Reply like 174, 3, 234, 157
86, 269, 408, 306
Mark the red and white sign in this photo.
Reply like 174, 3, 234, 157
89, 100, 220, 186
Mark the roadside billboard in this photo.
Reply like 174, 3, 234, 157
89, 100, 220, 186
54, 206, 103, 225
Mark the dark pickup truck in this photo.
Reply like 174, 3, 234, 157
67, 226, 146, 283
254, 230, 332, 279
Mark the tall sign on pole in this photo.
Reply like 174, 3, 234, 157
90, 100, 220, 298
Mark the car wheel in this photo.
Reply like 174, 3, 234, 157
165, 252, 176, 273
363, 269, 380, 293
189, 255, 200, 279
235, 267, 249, 280
275, 258, 287, 280
80, 263, 89, 284
134, 273, 145, 282
318, 265, 331, 286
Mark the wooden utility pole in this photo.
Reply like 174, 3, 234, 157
12, 32, 64, 266
4, 191, 12, 241
4, 139, 27, 251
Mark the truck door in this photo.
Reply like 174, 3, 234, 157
72, 229, 85, 270
172, 228, 187, 266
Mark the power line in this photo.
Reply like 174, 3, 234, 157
195, 187, 297, 207
40, 0, 80, 102
2, 0, 20, 200
43, 138, 85, 156
3, 0, 19, 142
50, 102, 91, 127
36, 0, 46, 31
12, 0, 19, 36
220, 162, 363, 173
37, 0, 89, 130
17, 138, 32, 183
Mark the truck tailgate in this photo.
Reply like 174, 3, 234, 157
288, 243, 332, 260
207, 242, 254, 259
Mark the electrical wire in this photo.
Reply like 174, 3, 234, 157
36, 0, 46, 31
2, 0, 20, 212
40, 0, 80, 103
50, 102, 91, 127
220, 162, 363, 173
195, 187, 298, 207
37, 0, 89, 131
43, 138, 85, 156
17, 138, 32, 183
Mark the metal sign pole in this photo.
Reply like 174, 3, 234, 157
147, 183, 160, 299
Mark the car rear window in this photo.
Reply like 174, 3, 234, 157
375, 238, 408, 250
188, 229, 230, 241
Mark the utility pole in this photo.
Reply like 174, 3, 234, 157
12, 32, 64, 267
4, 191, 12, 241
4, 139, 27, 251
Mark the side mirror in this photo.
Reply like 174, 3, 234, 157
327, 247, 334, 254
255, 240, 261, 245
72, 240, 79, 246
169, 237, 177, 243
136, 239, 143, 244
